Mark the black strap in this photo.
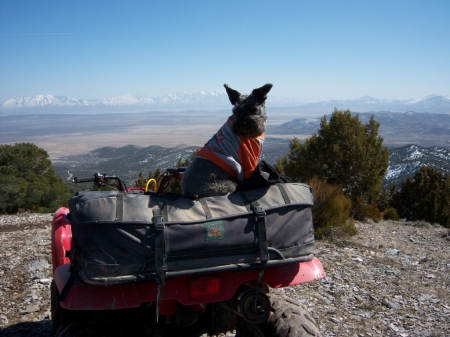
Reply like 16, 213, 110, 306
239, 191, 252, 213
199, 198, 212, 219
250, 201, 269, 312
251, 201, 269, 262
58, 265, 77, 303
276, 183, 291, 204
152, 208, 166, 323
116, 193, 124, 221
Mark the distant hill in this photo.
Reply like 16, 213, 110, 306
52, 142, 450, 190
53, 144, 199, 186
289, 95, 450, 114
384, 144, 450, 187
268, 111, 450, 148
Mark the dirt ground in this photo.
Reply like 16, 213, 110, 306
0, 214, 449, 337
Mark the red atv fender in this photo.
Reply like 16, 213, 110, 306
51, 207, 72, 274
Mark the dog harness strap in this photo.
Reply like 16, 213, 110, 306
152, 208, 166, 323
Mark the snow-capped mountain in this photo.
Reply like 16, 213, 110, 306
1, 94, 93, 109
1, 90, 231, 109
2, 92, 449, 114
384, 145, 450, 186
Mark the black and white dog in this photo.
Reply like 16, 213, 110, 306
181, 83, 273, 198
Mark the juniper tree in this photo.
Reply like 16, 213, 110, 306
397, 166, 450, 227
277, 109, 389, 207
0, 143, 71, 214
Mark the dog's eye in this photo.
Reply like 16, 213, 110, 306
251, 107, 258, 114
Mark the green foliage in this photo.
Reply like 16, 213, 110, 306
395, 166, 450, 227
134, 171, 147, 188
134, 168, 163, 190
387, 182, 400, 212
374, 187, 390, 212
0, 143, 71, 214
308, 177, 357, 239
383, 207, 400, 221
277, 109, 389, 209
177, 158, 191, 167
134, 158, 190, 194
353, 199, 382, 222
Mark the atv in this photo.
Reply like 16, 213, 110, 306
51, 169, 326, 336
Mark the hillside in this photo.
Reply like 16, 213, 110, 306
385, 145, 450, 186
51, 138, 292, 187
52, 143, 450, 189
0, 215, 449, 336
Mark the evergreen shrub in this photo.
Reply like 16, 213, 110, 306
395, 166, 450, 228
354, 199, 383, 222
0, 143, 71, 214
383, 207, 400, 221
276, 109, 389, 211
308, 177, 357, 239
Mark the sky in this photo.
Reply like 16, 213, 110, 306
0, 0, 449, 104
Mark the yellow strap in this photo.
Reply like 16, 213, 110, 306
145, 178, 157, 192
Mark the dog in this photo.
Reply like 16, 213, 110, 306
181, 83, 273, 198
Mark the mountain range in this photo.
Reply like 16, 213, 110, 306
1, 91, 229, 109
2, 92, 450, 115
52, 143, 450, 189
269, 111, 450, 148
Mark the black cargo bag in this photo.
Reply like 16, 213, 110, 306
67, 183, 316, 285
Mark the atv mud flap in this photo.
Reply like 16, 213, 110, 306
53, 257, 325, 311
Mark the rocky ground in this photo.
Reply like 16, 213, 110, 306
0, 214, 449, 336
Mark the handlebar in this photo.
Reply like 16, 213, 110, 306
73, 167, 187, 193
73, 173, 128, 192
156, 166, 186, 193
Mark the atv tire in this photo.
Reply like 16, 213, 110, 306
209, 302, 238, 335
236, 293, 321, 337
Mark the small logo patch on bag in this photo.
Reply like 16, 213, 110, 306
204, 221, 225, 241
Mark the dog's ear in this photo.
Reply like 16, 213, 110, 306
224, 84, 241, 105
251, 83, 273, 101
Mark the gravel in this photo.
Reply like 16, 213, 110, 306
0, 214, 449, 336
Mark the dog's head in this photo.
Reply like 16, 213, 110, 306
224, 83, 273, 138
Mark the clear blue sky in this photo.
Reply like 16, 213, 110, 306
0, 0, 449, 104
